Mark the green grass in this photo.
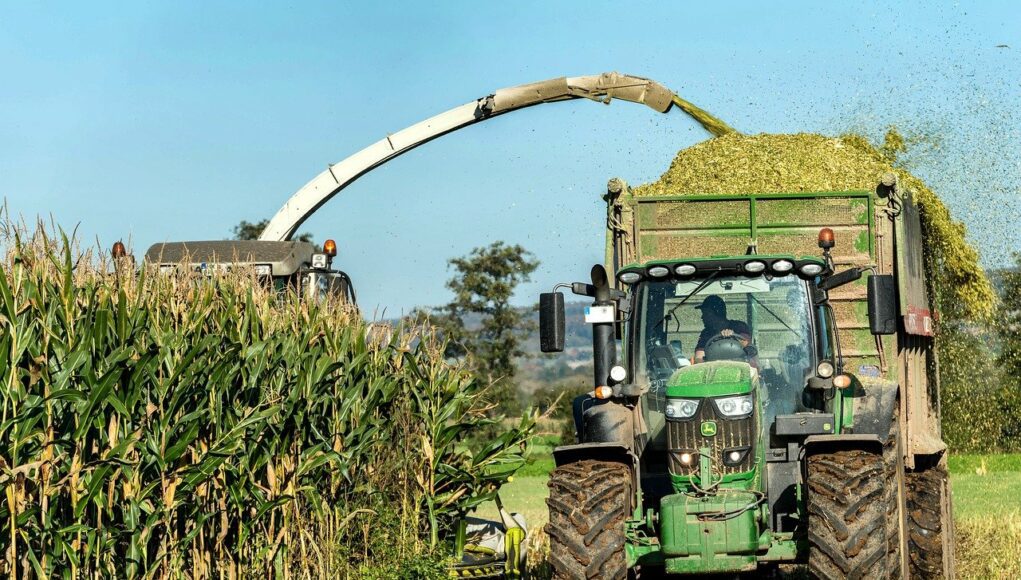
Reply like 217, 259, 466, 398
951, 455, 1021, 579
948, 453, 1021, 474
950, 454, 1021, 520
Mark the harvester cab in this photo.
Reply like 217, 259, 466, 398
142, 239, 357, 306
539, 223, 913, 577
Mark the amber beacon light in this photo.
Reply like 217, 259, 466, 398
817, 228, 835, 249
323, 239, 337, 257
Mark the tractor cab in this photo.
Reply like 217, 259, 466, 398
620, 256, 833, 444
616, 256, 833, 481
143, 239, 357, 306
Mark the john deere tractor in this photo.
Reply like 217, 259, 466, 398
538, 179, 955, 578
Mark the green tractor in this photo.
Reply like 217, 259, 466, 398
538, 179, 955, 578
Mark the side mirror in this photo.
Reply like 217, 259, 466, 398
539, 292, 566, 352
867, 274, 897, 335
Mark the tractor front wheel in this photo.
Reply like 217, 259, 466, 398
806, 416, 906, 579
545, 459, 632, 579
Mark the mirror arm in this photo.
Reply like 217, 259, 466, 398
818, 266, 866, 292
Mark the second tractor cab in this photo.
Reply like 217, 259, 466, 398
539, 231, 904, 577
143, 239, 357, 306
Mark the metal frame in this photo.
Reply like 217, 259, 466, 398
629, 190, 875, 258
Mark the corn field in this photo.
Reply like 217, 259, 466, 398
0, 223, 535, 578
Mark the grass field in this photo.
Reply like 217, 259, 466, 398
477, 451, 1021, 578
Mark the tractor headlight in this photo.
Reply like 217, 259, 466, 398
618, 271, 642, 284
674, 264, 696, 276
771, 259, 794, 274
800, 263, 824, 276
744, 260, 766, 273
817, 361, 834, 378
648, 266, 670, 278
714, 394, 754, 418
665, 398, 700, 420
722, 446, 751, 466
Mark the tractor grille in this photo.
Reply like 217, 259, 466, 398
667, 398, 757, 476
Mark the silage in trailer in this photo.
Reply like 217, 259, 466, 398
634, 130, 995, 319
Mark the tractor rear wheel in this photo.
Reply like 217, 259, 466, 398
906, 466, 957, 579
806, 417, 906, 579
545, 460, 632, 579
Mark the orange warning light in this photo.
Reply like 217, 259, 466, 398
323, 239, 337, 257
818, 228, 835, 250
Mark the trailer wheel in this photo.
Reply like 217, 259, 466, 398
906, 466, 957, 579
806, 418, 906, 579
546, 460, 632, 580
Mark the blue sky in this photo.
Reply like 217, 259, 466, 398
1, 2, 1018, 315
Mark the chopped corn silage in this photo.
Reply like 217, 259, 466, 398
634, 130, 995, 319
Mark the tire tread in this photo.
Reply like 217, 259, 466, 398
546, 460, 631, 579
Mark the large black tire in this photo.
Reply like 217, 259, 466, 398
806, 417, 907, 579
545, 460, 632, 580
906, 466, 957, 579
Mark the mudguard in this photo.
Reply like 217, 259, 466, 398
803, 379, 899, 455
561, 397, 641, 504
849, 378, 900, 440
561, 398, 637, 468
572, 396, 634, 445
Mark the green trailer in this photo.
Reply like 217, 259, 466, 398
538, 176, 955, 578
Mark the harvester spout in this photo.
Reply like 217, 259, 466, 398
258, 72, 718, 242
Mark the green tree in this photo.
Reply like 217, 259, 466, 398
231, 219, 314, 243
422, 242, 540, 413
995, 253, 1021, 448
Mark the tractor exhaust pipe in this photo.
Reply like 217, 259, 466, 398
590, 265, 616, 389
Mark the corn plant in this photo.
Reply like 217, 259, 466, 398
0, 223, 535, 578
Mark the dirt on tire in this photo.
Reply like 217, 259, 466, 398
545, 460, 632, 580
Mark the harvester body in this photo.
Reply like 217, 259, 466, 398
144, 240, 357, 305
541, 180, 955, 578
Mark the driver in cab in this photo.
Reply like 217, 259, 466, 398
692, 295, 758, 367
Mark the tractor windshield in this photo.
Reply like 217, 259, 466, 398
632, 274, 816, 447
